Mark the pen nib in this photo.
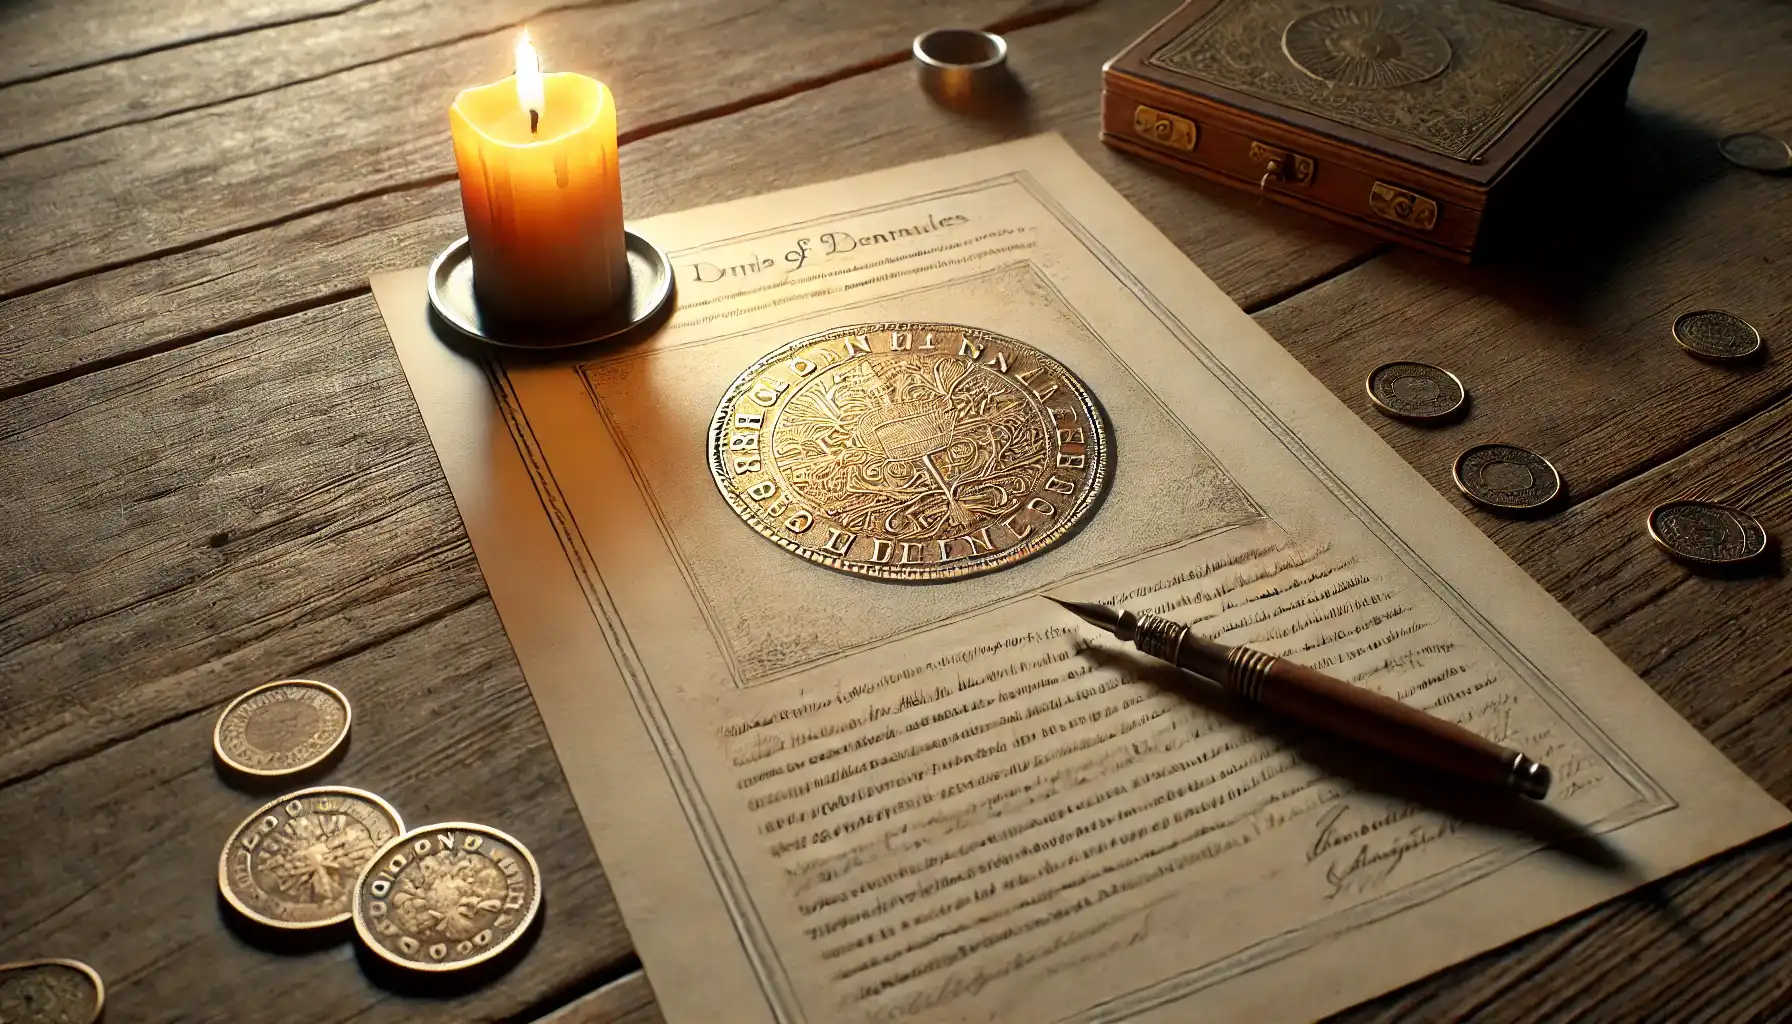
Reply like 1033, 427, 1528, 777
1043, 596, 1121, 635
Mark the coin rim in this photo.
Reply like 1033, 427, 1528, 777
1451, 443, 1562, 511
0, 958, 105, 1022
1363, 361, 1466, 422
1718, 132, 1792, 172
1645, 499, 1770, 566
706, 323, 1112, 582
1671, 309, 1763, 361
352, 821, 544, 972
218, 785, 405, 931
212, 678, 353, 777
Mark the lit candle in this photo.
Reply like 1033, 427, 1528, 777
448, 30, 628, 326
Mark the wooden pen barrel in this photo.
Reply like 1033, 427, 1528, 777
1224, 645, 1542, 795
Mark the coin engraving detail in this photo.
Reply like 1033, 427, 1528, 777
214, 680, 351, 776
1673, 310, 1762, 361
0, 959, 104, 1024
1366, 361, 1466, 420
1453, 444, 1561, 511
1718, 132, 1792, 173
220, 786, 403, 929
1282, 6, 1452, 89
709, 324, 1109, 581
354, 823, 542, 972
1648, 501, 1769, 566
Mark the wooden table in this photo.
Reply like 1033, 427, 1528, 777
2, 0, 1788, 1020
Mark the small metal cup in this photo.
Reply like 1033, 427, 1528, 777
913, 28, 1009, 104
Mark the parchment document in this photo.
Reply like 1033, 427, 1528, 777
373, 135, 1788, 1024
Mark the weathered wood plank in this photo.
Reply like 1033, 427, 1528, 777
0, 0, 1371, 394
0, 0, 594, 157
540, 970, 664, 1024
0, 597, 632, 1024
0, 297, 483, 785
0, 0, 366, 87
0, 0, 1085, 298
1255, 0, 1792, 521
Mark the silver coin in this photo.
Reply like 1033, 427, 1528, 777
1365, 361, 1466, 421
1718, 132, 1792, 173
1673, 310, 1763, 361
1452, 444, 1562, 512
213, 679, 351, 777
0, 958, 104, 1024
1647, 500, 1769, 566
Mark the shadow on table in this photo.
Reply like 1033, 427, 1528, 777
1293, 104, 1729, 338
1441, 104, 1730, 323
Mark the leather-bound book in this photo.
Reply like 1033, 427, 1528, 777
1102, 0, 1647, 261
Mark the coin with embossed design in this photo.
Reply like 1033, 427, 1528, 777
213, 679, 351, 777
708, 323, 1110, 582
1452, 444, 1562, 512
1647, 500, 1770, 566
1718, 132, 1792, 174
1673, 310, 1762, 361
354, 823, 542, 972
0, 959, 103, 1024
1365, 361, 1466, 422
220, 786, 403, 930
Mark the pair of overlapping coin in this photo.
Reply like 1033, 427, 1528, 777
214, 681, 540, 973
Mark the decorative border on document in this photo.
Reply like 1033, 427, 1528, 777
483, 172, 1674, 1024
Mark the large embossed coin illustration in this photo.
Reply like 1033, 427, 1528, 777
708, 323, 1110, 581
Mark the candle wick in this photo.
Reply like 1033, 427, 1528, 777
529, 109, 540, 134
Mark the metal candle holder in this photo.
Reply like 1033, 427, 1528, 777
426, 228, 675, 351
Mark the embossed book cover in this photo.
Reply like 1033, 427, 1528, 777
1102, 0, 1647, 259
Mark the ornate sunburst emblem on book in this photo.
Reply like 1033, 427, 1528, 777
708, 323, 1110, 581
1281, 5, 1452, 89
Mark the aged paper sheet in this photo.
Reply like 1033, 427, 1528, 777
372, 135, 1788, 1024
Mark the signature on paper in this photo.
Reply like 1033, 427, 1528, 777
1310, 802, 1460, 900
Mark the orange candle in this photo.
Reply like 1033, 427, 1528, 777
448, 31, 627, 326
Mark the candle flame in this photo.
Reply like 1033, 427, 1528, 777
515, 29, 544, 118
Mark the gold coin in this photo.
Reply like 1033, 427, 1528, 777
1647, 500, 1770, 566
1718, 132, 1792, 173
353, 823, 542, 972
1365, 361, 1466, 422
1452, 444, 1562, 512
708, 323, 1110, 582
1673, 310, 1762, 361
0, 959, 103, 1024
219, 786, 403, 930
213, 679, 351, 777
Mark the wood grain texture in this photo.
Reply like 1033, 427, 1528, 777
0, 297, 483, 785
540, 971, 665, 1024
0, 0, 1073, 299
1255, 0, 1792, 523
0, 597, 632, 1023
0, 0, 1373, 393
0, 0, 368, 86
0, 0, 610, 157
